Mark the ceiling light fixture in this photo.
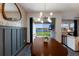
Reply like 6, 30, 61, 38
38, 3, 53, 23
41, 21, 43, 23
50, 12, 53, 16
40, 12, 43, 17
48, 17, 52, 22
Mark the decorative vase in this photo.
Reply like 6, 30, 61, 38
44, 37, 48, 43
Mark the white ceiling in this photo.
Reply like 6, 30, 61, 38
20, 3, 79, 12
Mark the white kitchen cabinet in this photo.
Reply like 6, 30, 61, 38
67, 36, 79, 51
67, 36, 76, 51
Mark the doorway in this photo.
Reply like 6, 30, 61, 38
30, 17, 56, 43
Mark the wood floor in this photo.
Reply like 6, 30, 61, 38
31, 38, 68, 56
17, 44, 79, 56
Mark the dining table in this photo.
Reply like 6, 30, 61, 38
31, 37, 68, 56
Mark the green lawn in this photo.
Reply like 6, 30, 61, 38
36, 32, 50, 37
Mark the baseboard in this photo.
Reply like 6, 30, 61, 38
27, 43, 31, 44
14, 43, 27, 56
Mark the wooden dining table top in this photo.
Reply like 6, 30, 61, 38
31, 38, 68, 56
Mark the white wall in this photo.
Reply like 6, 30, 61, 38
55, 16, 62, 42
62, 12, 79, 20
